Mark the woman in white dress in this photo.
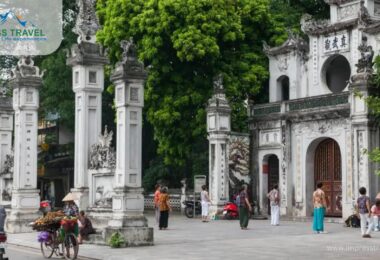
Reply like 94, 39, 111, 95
201, 185, 211, 222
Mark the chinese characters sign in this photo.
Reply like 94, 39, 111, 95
323, 32, 349, 53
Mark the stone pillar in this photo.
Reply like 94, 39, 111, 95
0, 88, 13, 205
349, 36, 377, 202
206, 75, 231, 213
66, 0, 108, 210
106, 40, 153, 246
350, 72, 373, 199
0, 88, 14, 205
6, 57, 42, 233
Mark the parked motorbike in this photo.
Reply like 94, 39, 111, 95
0, 206, 8, 260
183, 200, 202, 218
223, 202, 239, 220
0, 232, 8, 260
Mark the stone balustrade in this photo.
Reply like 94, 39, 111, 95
250, 92, 350, 117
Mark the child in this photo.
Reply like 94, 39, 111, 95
356, 187, 373, 238
371, 199, 380, 231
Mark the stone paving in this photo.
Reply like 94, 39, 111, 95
7, 213, 380, 260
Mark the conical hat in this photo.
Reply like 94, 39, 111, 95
62, 192, 77, 202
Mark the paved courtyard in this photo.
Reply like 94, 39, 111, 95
7, 213, 380, 260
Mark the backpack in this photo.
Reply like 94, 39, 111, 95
345, 214, 360, 228
357, 196, 369, 213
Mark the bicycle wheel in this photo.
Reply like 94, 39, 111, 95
64, 233, 79, 260
40, 233, 55, 258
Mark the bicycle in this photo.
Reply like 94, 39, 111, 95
40, 227, 79, 260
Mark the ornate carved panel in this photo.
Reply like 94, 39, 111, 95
338, 3, 359, 21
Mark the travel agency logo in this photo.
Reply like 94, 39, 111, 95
0, 0, 62, 56
0, 9, 45, 39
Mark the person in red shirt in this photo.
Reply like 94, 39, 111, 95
154, 184, 161, 226
371, 199, 380, 232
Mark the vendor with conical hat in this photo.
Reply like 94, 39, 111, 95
62, 192, 79, 217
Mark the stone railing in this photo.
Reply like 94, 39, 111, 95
251, 102, 281, 116
250, 92, 350, 117
144, 192, 199, 212
287, 92, 349, 111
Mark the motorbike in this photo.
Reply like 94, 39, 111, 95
0, 232, 7, 260
183, 200, 202, 218
223, 202, 239, 220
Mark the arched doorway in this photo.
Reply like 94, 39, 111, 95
314, 138, 342, 217
267, 155, 279, 214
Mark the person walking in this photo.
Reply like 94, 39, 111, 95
356, 187, 373, 238
371, 199, 380, 231
200, 185, 211, 222
238, 184, 252, 230
312, 182, 327, 234
159, 186, 172, 230
154, 184, 161, 225
267, 184, 280, 226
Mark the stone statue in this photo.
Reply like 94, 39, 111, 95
89, 126, 116, 170
213, 74, 224, 94
120, 39, 138, 62
356, 36, 374, 73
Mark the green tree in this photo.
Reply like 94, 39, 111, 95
38, 1, 116, 133
365, 56, 380, 175
38, 1, 77, 129
97, 0, 275, 169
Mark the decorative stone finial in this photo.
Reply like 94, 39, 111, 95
213, 74, 224, 94
11, 56, 44, 79
356, 36, 374, 73
73, 0, 100, 43
120, 39, 138, 62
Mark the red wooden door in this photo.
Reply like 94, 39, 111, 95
314, 139, 342, 217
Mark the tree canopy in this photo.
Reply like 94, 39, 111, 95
96, 0, 284, 167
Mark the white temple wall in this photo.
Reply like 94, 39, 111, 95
268, 52, 305, 102
257, 147, 281, 214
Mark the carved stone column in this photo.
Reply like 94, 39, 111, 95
349, 36, 377, 200
66, 0, 108, 210
0, 87, 13, 205
6, 57, 42, 233
106, 40, 153, 246
206, 75, 231, 213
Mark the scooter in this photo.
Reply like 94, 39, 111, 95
183, 200, 202, 218
223, 202, 239, 220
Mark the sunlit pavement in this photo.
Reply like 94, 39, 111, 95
7, 213, 380, 260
